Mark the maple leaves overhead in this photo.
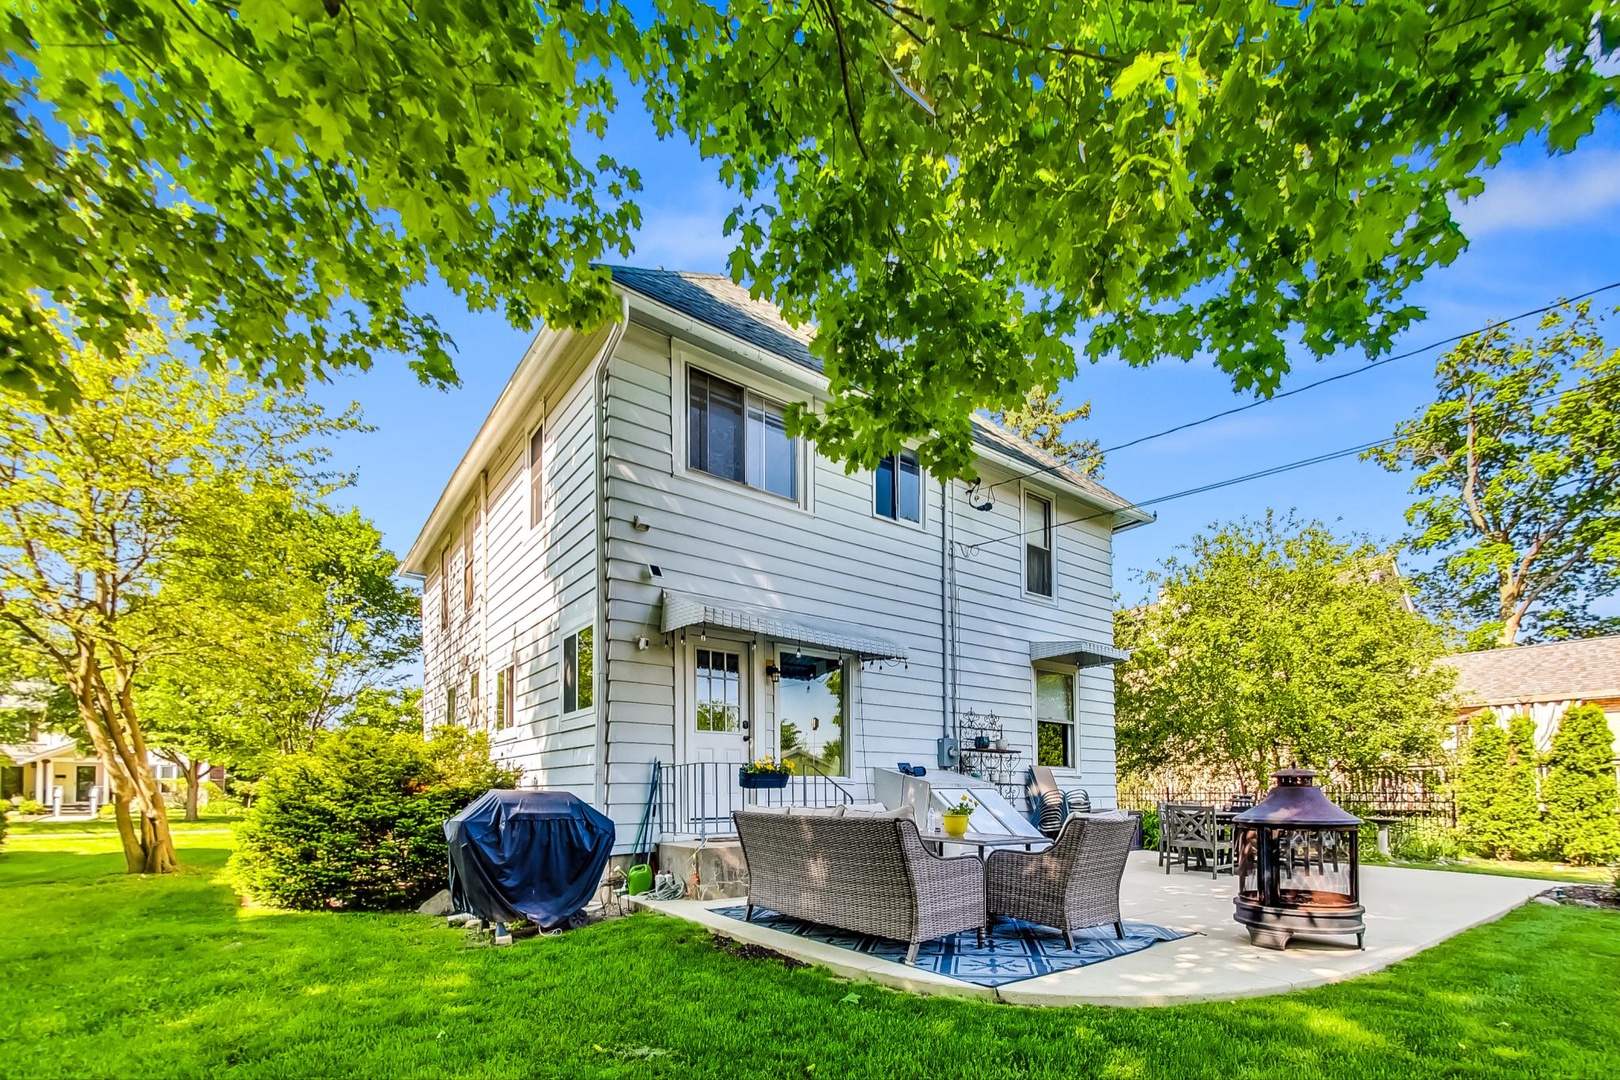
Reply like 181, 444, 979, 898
4, 1, 1617, 474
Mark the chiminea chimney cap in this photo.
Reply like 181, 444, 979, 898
1232, 768, 1361, 827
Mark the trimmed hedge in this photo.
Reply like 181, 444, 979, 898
231, 725, 517, 911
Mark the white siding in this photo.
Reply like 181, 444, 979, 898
597, 323, 1124, 840
419, 328, 603, 805
419, 311, 1130, 853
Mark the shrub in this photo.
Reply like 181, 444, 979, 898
1139, 807, 1160, 850
231, 725, 517, 911
1542, 704, 1620, 865
13, 798, 48, 817
1455, 717, 1510, 857
1390, 817, 1466, 862
1501, 713, 1546, 860
0, 799, 8, 848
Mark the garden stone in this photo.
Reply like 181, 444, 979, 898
1574, 899, 1601, 909
1532, 896, 1561, 906
417, 889, 454, 916
446, 912, 479, 926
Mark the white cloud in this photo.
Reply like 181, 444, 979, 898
1452, 152, 1620, 237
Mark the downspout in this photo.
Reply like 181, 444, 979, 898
940, 477, 952, 739
593, 295, 632, 816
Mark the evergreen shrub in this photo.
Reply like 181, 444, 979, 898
231, 725, 517, 910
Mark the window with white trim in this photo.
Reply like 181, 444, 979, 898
1025, 491, 1054, 597
469, 671, 480, 729
445, 683, 458, 728
528, 424, 545, 528
563, 626, 594, 713
1035, 669, 1074, 767
496, 665, 515, 731
462, 511, 476, 614
687, 367, 797, 499
438, 548, 451, 630
874, 449, 921, 523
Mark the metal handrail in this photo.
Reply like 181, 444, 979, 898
656, 760, 856, 841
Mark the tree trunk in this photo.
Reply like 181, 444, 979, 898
184, 759, 201, 822
69, 641, 179, 874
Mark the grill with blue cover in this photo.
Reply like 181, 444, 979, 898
444, 790, 616, 929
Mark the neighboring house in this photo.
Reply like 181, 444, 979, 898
1437, 635, 1620, 760
1, 685, 101, 808
401, 267, 1152, 852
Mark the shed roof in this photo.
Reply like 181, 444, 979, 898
1437, 635, 1620, 706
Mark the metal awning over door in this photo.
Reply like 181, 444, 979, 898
1029, 639, 1131, 668
660, 590, 908, 662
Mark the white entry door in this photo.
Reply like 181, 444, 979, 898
690, 645, 749, 762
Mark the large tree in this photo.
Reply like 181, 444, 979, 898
5, 3, 1616, 473
0, 315, 356, 872
1367, 303, 1620, 648
1114, 513, 1455, 793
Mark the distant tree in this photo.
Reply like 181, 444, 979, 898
779, 721, 802, 754
1542, 704, 1620, 865
1114, 513, 1454, 792
0, 315, 357, 873
1367, 304, 1620, 648
990, 386, 1104, 475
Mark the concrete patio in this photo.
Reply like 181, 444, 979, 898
627, 851, 1556, 1006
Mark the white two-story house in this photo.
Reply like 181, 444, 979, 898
402, 268, 1152, 852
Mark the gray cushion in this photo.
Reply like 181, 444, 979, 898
843, 805, 914, 821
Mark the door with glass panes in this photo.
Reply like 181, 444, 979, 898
689, 643, 749, 763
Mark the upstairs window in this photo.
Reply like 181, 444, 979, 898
875, 449, 921, 523
469, 671, 480, 728
688, 367, 797, 499
529, 425, 545, 528
445, 683, 458, 728
438, 548, 451, 630
563, 626, 594, 713
496, 665, 515, 731
462, 511, 476, 613
1025, 491, 1054, 597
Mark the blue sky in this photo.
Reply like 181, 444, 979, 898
309, 108, 1620, 608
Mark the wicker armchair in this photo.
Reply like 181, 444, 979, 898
984, 815, 1136, 948
733, 810, 987, 964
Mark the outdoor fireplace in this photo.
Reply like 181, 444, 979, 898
1232, 769, 1364, 950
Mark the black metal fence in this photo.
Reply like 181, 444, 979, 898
656, 761, 857, 840
1119, 774, 1456, 825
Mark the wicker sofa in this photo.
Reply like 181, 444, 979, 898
732, 810, 987, 964
985, 814, 1136, 948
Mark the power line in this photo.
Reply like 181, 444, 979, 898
984, 279, 1620, 495
962, 376, 1616, 555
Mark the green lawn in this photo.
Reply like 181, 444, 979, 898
1383, 857, 1614, 886
2, 825, 1617, 1079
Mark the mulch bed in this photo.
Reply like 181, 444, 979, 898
1538, 885, 1620, 912
710, 934, 809, 970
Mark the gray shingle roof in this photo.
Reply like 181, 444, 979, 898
606, 266, 1145, 517
1437, 635, 1620, 705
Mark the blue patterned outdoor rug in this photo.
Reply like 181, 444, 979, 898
710, 906, 1192, 988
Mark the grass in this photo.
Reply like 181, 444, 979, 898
1381, 857, 1614, 886
2, 825, 1618, 1079
3, 812, 242, 835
